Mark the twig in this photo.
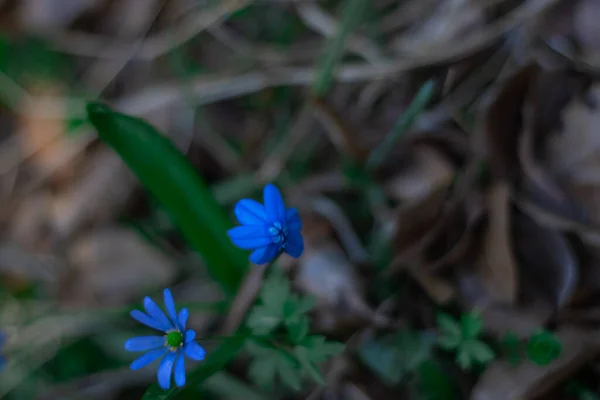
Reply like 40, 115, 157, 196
81, 0, 165, 93
257, 103, 315, 183
221, 263, 269, 335
310, 96, 366, 163
50, 0, 250, 61
296, 2, 385, 64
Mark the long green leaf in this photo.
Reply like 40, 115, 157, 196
142, 333, 247, 400
86, 102, 248, 294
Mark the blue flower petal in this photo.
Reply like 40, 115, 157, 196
157, 351, 177, 390
130, 310, 166, 332
228, 225, 272, 250
285, 230, 304, 258
125, 336, 165, 352
0, 356, 4, 370
178, 308, 189, 332
163, 289, 178, 326
144, 296, 174, 332
174, 351, 186, 387
234, 199, 268, 224
184, 341, 207, 361
264, 184, 286, 222
130, 347, 168, 370
286, 208, 302, 231
184, 330, 196, 343
249, 244, 280, 265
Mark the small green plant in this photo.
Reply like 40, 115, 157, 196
358, 328, 436, 386
436, 312, 495, 370
526, 330, 562, 366
245, 269, 344, 390
499, 331, 523, 367
497, 330, 562, 367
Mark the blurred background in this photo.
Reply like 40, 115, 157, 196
1, 0, 600, 399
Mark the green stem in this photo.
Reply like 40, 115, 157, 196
366, 79, 436, 170
311, 0, 368, 97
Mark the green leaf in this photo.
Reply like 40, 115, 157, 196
248, 358, 277, 390
416, 360, 461, 400
247, 305, 282, 335
526, 331, 562, 366
463, 340, 495, 365
276, 354, 302, 391
302, 336, 345, 364
283, 294, 316, 324
436, 313, 461, 341
294, 346, 325, 386
500, 332, 522, 367
456, 348, 472, 371
437, 334, 461, 351
287, 316, 310, 344
86, 103, 247, 294
260, 270, 290, 315
142, 333, 247, 400
460, 312, 483, 339
358, 329, 436, 386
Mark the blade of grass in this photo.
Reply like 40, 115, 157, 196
311, 0, 368, 97
366, 79, 436, 170
86, 102, 248, 294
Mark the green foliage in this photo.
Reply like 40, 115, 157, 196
436, 312, 495, 371
499, 331, 523, 367
142, 333, 247, 400
357, 328, 436, 386
247, 268, 316, 337
246, 336, 343, 391
245, 269, 343, 391
415, 359, 461, 400
526, 330, 562, 366
566, 381, 600, 400
86, 103, 248, 294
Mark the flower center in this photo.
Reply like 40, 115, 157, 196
166, 331, 183, 348
268, 221, 288, 246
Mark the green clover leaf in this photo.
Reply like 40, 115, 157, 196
526, 331, 562, 366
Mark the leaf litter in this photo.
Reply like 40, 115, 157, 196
5, 0, 600, 399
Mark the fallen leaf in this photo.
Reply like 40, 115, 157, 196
573, 0, 600, 60
481, 64, 538, 181
384, 144, 455, 204
513, 211, 578, 309
477, 182, 518, 304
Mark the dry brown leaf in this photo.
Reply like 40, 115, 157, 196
472, 328, 600, 400
513, 212, 578, 309
384, 145, 455, 203
388, 187, 448, 273
546, 84, 600, 183
456, 269, 552, 338
481, 64, 538, 181
544, 83, 600, 245
18, 82, 79, 185
408, 264, 456, 304
573, 0, 600, 59
50, 148, 136, 238
392, 0, 484, 55
477, 182, 518, 304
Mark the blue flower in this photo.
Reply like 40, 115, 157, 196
125, 289, 206, 390
228, 184, 303, 264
